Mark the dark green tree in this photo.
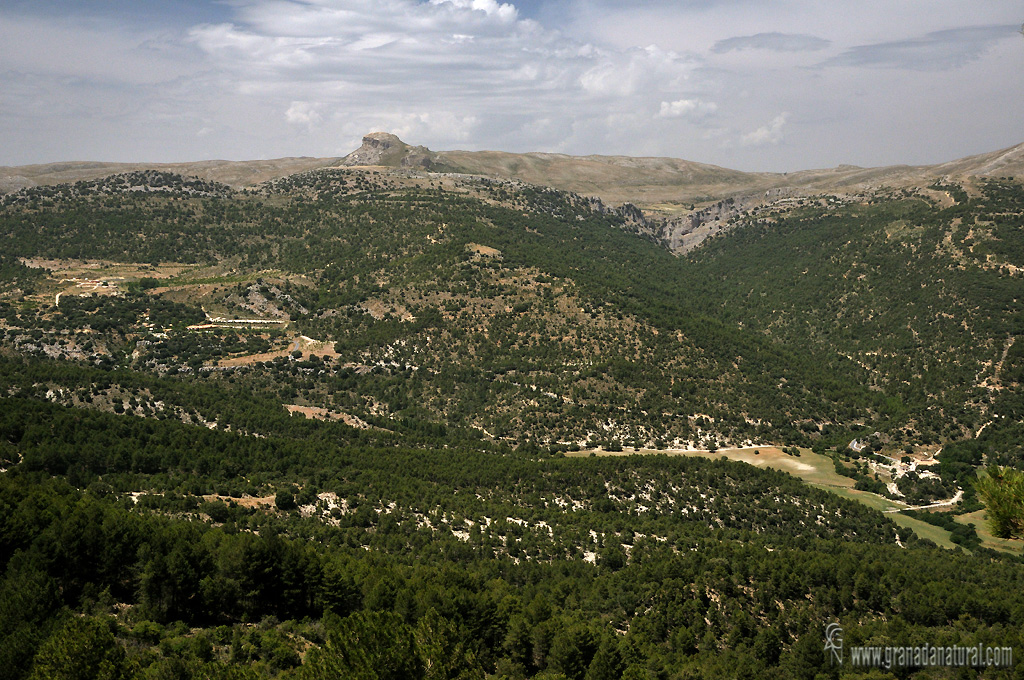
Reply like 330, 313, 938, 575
27, 617, 135, 680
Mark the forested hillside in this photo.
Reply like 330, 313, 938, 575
1, 167, 1024, 678
0, 169, 894, 449
685, 181, 1024, 477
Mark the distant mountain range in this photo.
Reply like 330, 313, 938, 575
4, 132, 1022, 210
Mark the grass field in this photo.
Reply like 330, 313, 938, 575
955, 509, 1024, 556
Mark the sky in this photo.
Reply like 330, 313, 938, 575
1, 0, 1022, 171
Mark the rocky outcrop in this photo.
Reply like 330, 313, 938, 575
654, 194, 772, 253
339, 132, 446, 170
339, 132, 407, 166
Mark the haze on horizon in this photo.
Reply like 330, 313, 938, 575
1, 0, 1022, 172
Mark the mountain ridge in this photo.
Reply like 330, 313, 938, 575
3, 133, 1022, 209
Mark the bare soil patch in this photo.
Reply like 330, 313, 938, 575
467, 243, 501, 257
568, 446, 851, 488
217, 335, 339, 366
284, 404, 371, 429
202, 494, 276, 509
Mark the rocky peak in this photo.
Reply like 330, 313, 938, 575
340, 132, 408, 167
363, 132, 404, 152
338, 132, 453, 172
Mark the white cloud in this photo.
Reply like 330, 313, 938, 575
285, 101, 323, 126
658, 99, 718, 120
429, 0, 518, 22
740, 113, 789, 147
177, 0, 707, 157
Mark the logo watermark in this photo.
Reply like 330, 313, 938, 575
824, 623, 843, 665
825, 623, 1013, 670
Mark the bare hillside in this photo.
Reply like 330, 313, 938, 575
0, 156, 341, 194
435, 149, 769, 204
